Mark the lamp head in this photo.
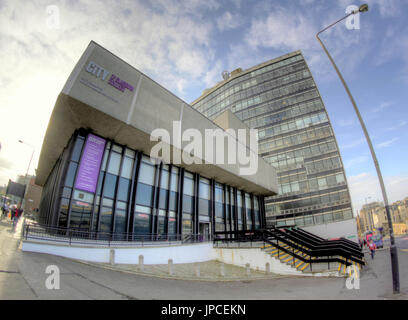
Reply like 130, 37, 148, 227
359, 4, 369, 13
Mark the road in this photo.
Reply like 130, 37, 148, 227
0, 219, 407, 300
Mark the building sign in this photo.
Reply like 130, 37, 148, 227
85, 61, 134, 93
74, 134, 106, 193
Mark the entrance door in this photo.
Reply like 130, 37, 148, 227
199, 223, 210, 242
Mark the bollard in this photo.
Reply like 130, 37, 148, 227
265, 262, 270, 274
168, 259, 174, 276
138, 255, 144, 272
220, 263, 225, 277
195, 263, 200, 277
246, 263, 251, 277
109, 249, 115, 265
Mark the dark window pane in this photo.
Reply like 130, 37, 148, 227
96, 172, 104, 195
133, 213, 151, 235
65, 162, 78, 187
168, 217, 177, 235
199, 198, 210, 216
70, 200, 92, 230
100, 206, 113, 233
169, 191, 178, 211
58, 198, 69, 228
72, 137, 85, 162
103, 173, 117, 199
183, 194, 194, 213
117, 178, 131, 202
158, 216, 166, 235
159, 189, 168, 210
136, 183, 154, 207
114, 208, 127, 236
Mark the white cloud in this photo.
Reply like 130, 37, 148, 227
216, 11, 243, 31
345, 156, 369, 169
372, 101, 393, 113
376, 137, 399, 149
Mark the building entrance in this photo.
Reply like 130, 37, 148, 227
199, 222, 210, 242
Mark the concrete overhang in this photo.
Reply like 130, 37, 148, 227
36, 41, 278, 196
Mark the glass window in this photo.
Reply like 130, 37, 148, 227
139, 162, 156, 185
160, 168, 170, 190
65, 162, 78, 187
133, 209, 151, 235
58, 198, 69, 228
72, 137, 85, 162
103, 173, 117, 199
183, 175, 194, 196
117, 177, 131, 202
99, 203, 113, 233
114, 201, 127, 237
121, 157, 134, 179
199, 178, 210, 199
107, 152, 121, 175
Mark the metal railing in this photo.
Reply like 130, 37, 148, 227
22, 221, 204, 247
213, 226, 365, 271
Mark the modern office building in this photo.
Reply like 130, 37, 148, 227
191, 51, 356, 240
35, 41, 278, 241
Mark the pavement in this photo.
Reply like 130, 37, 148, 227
1, 217, 407, 300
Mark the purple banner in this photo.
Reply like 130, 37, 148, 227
74, 134, 106, 193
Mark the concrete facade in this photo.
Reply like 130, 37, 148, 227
36, 41, 278, 197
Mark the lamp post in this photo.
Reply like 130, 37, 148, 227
316, 4, 400, 294
18, 140, 35, 212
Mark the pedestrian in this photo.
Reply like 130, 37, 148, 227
368, 239, 376, 260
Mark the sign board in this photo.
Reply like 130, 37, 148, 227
74, 134, 106, 193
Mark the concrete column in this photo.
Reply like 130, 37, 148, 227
265, 262, 270, 274
138, 255, 144, 272
220, 263, 225, 277
109, 249, 115, 265
246, 263, 251, 277
168, 259, 174, 276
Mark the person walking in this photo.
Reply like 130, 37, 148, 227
368, 239, 377, 260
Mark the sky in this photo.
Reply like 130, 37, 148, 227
0, 0, 407, 213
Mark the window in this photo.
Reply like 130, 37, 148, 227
107, 151, 121, 175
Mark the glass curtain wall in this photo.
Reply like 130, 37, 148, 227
46, 130, 264, 240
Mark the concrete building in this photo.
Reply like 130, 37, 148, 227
35, 41, 278, 240
191, 51, 356, 240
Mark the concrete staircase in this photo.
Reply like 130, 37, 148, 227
260, 242, 364, 276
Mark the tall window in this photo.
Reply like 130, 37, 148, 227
237, 191, 243, 231
245, 193, 252, 230
133, 156, 156, 235
69, 189, 94, 230
59, 134, 85, 228
114, 148, 135, 237
199, 177, 210, 218
182, 172, 194, 235
99, 144, 122, 233
254, 197, 260, 229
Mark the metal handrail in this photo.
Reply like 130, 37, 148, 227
23, 222, 204, 247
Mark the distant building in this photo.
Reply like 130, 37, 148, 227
23, 176, 42, 214
359, 200, 408, 236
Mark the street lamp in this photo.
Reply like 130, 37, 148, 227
316, 4, 400, 294
18, 140, 35, 211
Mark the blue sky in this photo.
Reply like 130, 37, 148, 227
0, 0, 407, 212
